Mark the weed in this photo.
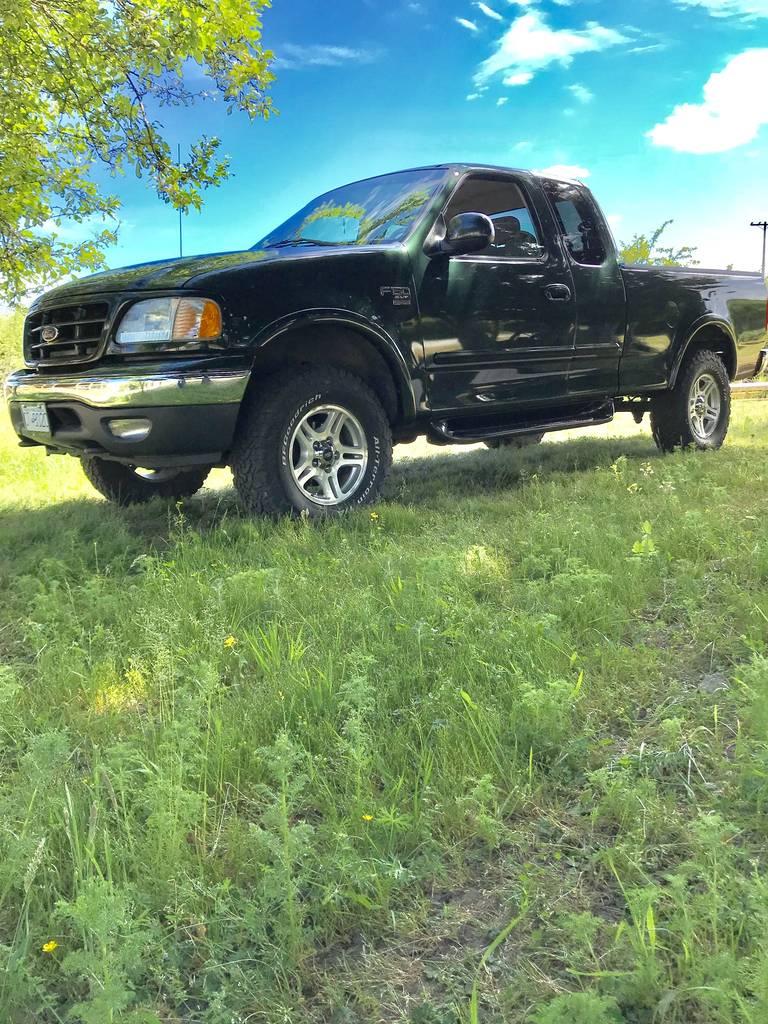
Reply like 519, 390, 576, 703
1, 408, 768, 1021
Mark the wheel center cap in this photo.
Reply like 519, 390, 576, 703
313, 438, 338, 469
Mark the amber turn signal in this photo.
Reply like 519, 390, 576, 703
199, 299, 223, 340
172, 298, 222, 341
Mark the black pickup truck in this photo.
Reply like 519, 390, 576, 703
5, 164, 768, 515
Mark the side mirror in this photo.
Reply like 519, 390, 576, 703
445, 212, 494, 255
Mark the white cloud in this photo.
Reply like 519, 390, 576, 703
629, 43, 668, 54
607, 213, 622, 229
567, 83, 594, 103
475, 2, 504, 19
674, 0, 768, 19
467, 92, 482, 100
497, 96, 509, 105
534, 163, 591, 179
277, 44, 381, 69
474, 11, 628, 86
503, 71, 534, 86
647, 49, 768, 153
456, 17, 480, 31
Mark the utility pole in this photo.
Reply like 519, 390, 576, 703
752, 220, 768, 279
177, 143, 184, 259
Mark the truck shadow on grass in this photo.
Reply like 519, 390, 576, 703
0, 434, 661, 557
385, 433, 659, 505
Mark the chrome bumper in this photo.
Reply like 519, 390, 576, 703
3, 365, 251, 409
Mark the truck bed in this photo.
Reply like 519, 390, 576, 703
618, 263, 767, 391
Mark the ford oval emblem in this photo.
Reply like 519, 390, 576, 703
41, 325, 59, 343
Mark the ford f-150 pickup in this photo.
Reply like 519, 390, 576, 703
5, 164, 768, 515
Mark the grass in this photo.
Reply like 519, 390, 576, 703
1, 404, 768, 1023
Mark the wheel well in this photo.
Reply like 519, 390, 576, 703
677, 325, 737, 382
246, 324, 403, 425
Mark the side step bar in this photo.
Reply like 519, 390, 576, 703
428, 401, 615, 445
426, 380, 766, 446
731, 381, 768, 401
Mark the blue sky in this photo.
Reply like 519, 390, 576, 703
93, 0, 768, 272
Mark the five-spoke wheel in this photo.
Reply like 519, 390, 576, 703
231, 366, 393, 517
289, 404, 369, 506
687, 372, 721, 442
651, 349, 730, 452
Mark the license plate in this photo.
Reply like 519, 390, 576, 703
20, 402, 51, 435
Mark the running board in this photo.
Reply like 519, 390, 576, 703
731, 381, 768, 401
428, 401, 615, 445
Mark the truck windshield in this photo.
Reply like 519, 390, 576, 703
255, 169, 447, 249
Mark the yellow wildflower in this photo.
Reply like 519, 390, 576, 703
369, 511, 379, 521
224, 635, 237, 649
42, 940, 58, 953
362, 814, 374, 822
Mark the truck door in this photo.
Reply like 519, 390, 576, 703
417, 172, 576, 412
538, 179, 626, 398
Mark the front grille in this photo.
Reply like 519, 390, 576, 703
24, 301, 110, 366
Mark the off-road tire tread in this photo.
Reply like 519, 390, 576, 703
650, 350, 730, 453
81, 456, 210, 506
231, 366, 393, 517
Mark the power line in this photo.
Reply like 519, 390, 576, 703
178, 143, 183, 259
751, 220, 767, 279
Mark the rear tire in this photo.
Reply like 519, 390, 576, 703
81, 456, 210, 506
231, 366, 393, 517
485, 433, 544, 450
651, 350, 730, 453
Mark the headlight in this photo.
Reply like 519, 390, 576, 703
115, 297, 222, 348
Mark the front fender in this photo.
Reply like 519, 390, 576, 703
252, 308, 418, 421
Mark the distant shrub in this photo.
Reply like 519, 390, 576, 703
0, 308, 25, 375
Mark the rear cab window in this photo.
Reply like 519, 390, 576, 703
540, 179, 608, 266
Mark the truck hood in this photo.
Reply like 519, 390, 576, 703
36, 250, 271, 302
34, 243, 398, 305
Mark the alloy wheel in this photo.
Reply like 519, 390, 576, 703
288, 404, 368, 505
688, 372, 721, 441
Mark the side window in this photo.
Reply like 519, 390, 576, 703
541, 180, 606, 266
444, 177, 544, 259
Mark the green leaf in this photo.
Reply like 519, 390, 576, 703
0, 0, 276, 303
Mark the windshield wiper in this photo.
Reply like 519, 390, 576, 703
264, 238, 339, 249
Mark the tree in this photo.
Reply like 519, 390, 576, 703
618, 220, 698, 266
0, 0, 275, 304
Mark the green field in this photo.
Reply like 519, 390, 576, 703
2, 404, 768, 1024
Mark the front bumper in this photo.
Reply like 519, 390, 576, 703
4, 361, 250, 467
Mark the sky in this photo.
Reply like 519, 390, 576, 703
87, 0, 768, 272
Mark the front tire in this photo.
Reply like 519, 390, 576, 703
231, 366, 393, 517
81, 456, 211, 506
651, 350, 730, 453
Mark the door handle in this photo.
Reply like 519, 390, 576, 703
544, 284, 572, 302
